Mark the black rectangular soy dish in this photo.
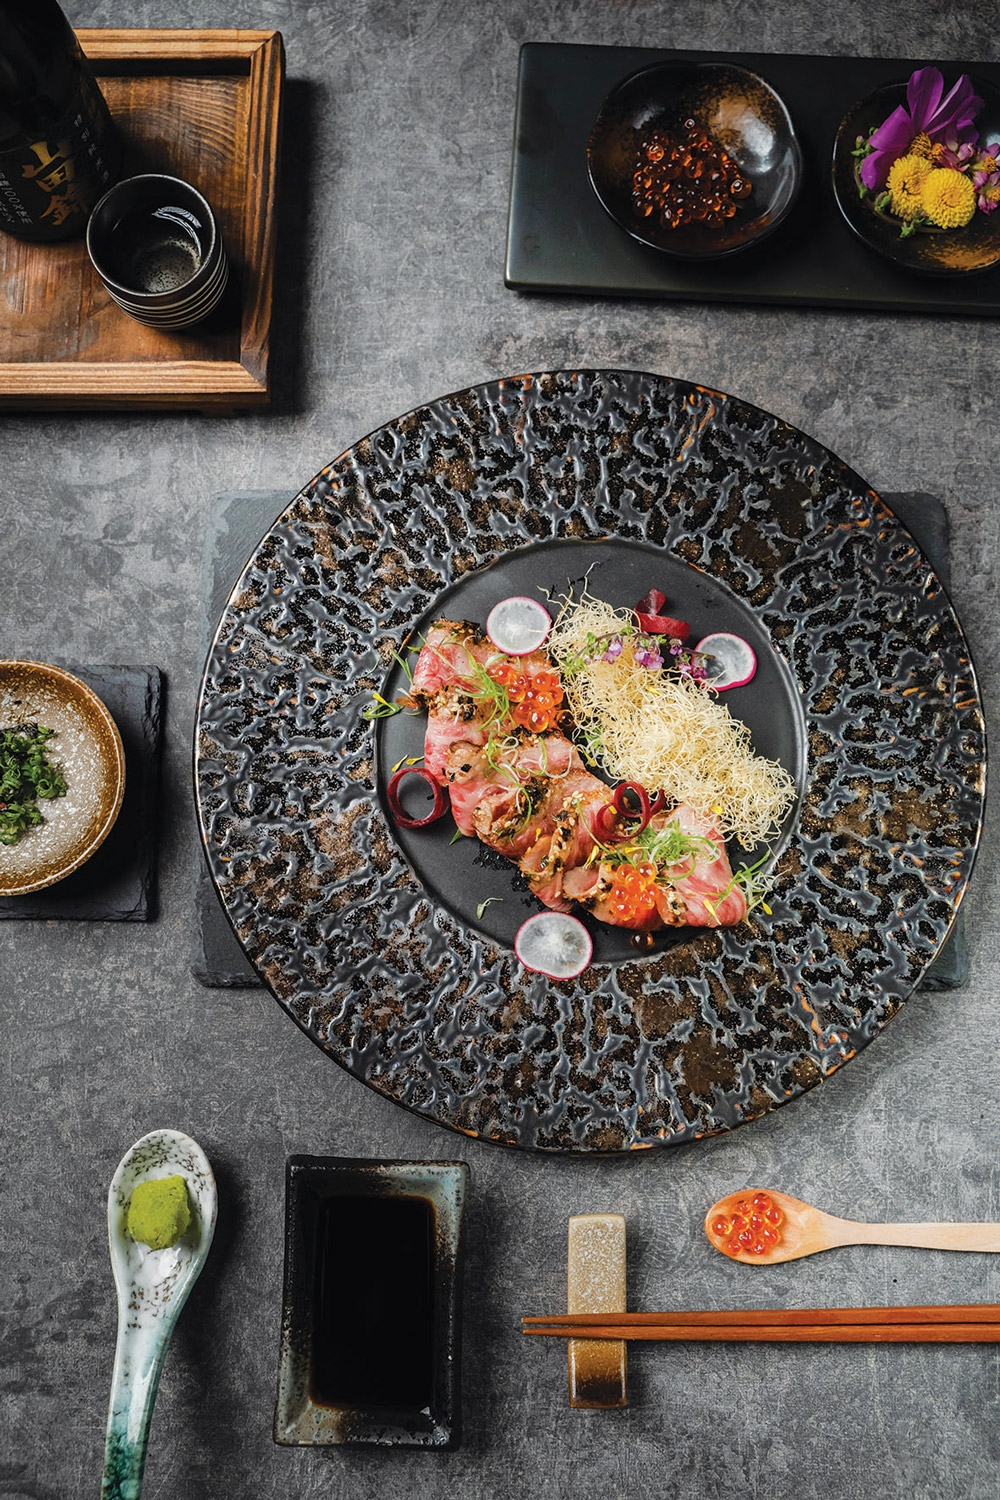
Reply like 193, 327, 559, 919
274, 1157, 469, 1448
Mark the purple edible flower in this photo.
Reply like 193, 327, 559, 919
939, 135, 976, 170
634, 646, 663, 670
860, 67, 983, 191
601, 636, 623, 663
975, 167, 1000, 212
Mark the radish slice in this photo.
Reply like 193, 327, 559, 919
514, 912, 593, 980
485, 596, 552, 656
694, 632, 757, 690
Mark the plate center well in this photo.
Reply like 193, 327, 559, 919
375, 537, 806, 965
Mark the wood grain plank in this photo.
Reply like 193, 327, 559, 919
79, 30, 273, 64
239, 33, 283, 386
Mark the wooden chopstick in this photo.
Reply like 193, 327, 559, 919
522, 1305, 1000, 1343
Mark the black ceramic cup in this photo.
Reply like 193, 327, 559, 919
86, 174, 229, 329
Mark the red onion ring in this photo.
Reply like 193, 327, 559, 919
588, 782, 667, 843
386, 766, 450, 828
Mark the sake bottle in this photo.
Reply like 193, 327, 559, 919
0, 0, 120, 241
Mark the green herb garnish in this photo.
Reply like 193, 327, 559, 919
0, 725, 67, 845
476, 897, 502, 919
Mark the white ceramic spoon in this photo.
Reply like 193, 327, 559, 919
705, 1188, 1000, 1265
101, 1129, 217, 1500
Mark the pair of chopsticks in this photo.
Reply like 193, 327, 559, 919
523, 1304, 1000, 1343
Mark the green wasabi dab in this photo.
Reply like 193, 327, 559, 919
126, 1175, 192, 1250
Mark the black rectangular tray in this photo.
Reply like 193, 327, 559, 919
505, 43, 1000, 313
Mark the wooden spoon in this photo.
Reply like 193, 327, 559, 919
705, 1188, 1000, 1265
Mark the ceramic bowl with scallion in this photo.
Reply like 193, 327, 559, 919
0, 661, 125, 897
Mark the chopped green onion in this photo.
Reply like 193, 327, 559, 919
0, 725, 67, 845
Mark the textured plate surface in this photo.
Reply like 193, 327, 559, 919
195, 371, 985, 1153
833, 79, 1000, 276
0, 660, 126, 896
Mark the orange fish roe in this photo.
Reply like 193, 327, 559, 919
488, 661, 564, 733
711, 1191, 784, 1257
607, 862, 659, 925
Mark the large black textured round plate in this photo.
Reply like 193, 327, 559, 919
196, 371, 985, 1154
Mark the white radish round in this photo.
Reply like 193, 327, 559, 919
514, 912, 593, 980
694, 632, 757, 690
485, 596, 552, 656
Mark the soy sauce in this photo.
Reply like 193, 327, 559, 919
310, 1194, 435, 1410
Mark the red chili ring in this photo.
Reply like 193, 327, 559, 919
386, 766, 450, 828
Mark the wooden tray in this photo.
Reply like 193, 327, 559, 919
0, 29, 283, 411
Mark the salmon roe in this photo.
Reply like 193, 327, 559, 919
488, 659, 564, 732
608, 863, 659, 924
710, 1191, 783, 1258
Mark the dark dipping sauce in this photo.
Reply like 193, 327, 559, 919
105, 204, 205, 294
632, 118, 752, 231
310, 1194, 436, 1410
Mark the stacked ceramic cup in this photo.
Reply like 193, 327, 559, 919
86, 174, 229, 330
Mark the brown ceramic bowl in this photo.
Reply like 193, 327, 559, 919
588, 60, 802, 258
0, 662, 125, 896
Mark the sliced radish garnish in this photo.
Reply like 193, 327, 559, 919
514, 912, 593, 980
694, 632, 757, 690
485, 596, 552, 656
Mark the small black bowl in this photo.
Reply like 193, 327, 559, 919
587, 61, 802, 259
832, 80, 1000, 276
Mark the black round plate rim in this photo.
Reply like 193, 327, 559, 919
832, 77, 1000, 276
195, 369, 986, 1156
587, 59, 803, 259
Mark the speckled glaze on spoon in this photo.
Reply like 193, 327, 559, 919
705, 1188, 1000, 1265
101, 1129, 216, 1500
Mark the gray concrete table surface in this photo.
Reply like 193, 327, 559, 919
2, 2, 999, 1497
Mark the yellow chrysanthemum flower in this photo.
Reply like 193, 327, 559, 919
887, 153, 932, 217
921, 167, 976, 227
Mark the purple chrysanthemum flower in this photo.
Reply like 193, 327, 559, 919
860, 67, 983, 191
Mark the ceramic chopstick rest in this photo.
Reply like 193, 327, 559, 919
566, 1213, 627, 1408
